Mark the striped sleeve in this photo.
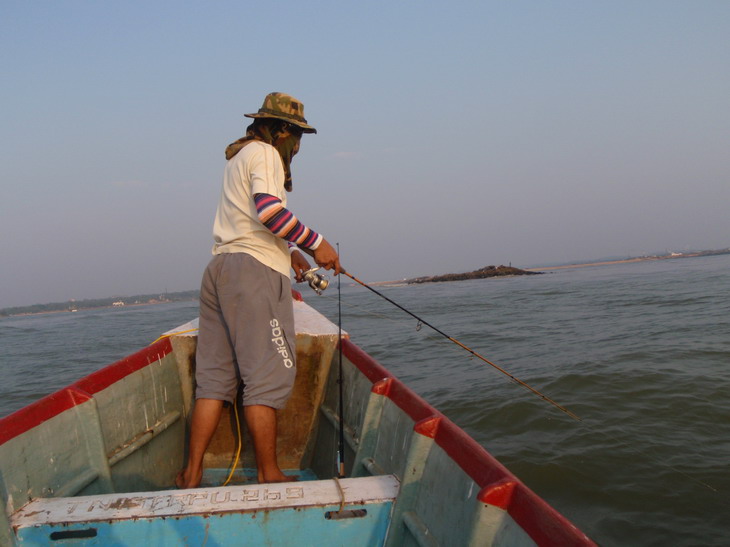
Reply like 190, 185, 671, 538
254, 193, 323, 250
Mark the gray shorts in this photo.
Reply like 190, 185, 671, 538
195, 253, 296, 409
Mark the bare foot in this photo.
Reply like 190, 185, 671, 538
176, 468, 202, 489
258, 471, 297, 484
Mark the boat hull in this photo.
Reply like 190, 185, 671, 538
0, 295, 594, 546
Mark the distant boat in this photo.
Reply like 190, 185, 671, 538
0, 291, 595, 546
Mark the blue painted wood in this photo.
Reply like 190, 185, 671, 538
15, 501, 394, 546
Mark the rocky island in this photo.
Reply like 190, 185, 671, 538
406, 265, 542, 284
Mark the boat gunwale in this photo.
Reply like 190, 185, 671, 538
0, 338, 174, 446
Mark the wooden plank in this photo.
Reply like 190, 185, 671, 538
12, 475, 399, 526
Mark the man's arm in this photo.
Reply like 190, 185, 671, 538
254, 193, 322, 249
255, 193, 342, 274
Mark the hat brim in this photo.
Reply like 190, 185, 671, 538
244, 112, 317, 134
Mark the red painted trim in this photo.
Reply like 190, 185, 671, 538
478, 479, 518, 508
413, 416, 442, 439
0, 339, 173, 446
433, 418, 513, 487
72, 339, 172, 395
341, 338, 392, 384
385, 378, 437, 423
500, 482, 595, 546
343, 340, 438, 422
0, 389, 82, 445
371, 377, 394, 396
67, 386, 93, 405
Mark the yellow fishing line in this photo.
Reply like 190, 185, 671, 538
222, 401, 242, 486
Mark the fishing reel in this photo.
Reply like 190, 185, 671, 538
302, 267, 329, 295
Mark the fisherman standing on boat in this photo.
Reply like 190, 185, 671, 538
177, 92, 342, 488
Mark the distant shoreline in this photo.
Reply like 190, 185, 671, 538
4, 299, 191, 318
405, 265, 539, 285
1, 291, 199, 318
527, 257, 650, 271
372, 248, 730, 286
527, 248, 730, 271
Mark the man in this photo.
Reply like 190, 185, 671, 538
176, 92, 342, 488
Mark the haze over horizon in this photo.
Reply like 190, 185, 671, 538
2, 2, 729, 309
4, 247, 728, 311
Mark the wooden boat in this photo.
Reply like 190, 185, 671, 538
0, 291, 595, 545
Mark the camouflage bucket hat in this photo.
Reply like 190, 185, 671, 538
245, 92, 317, 134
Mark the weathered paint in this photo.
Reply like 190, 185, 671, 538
14, 475, 397, 524
0, 340, 185, 546
13, 476, 397, 545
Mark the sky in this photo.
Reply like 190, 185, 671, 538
1, 1, 729, 308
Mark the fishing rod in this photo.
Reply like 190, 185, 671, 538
336, 245, 346, 478
341, 270, 582, 422
301, 254, 347, 476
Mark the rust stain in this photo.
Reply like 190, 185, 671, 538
19, 510, 48, 518
108, 498, 142, 510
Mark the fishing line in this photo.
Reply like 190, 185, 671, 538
222, 398, 242, 486
317, 292, 401, 323
342, 271, 582, 422
336, 244, 346, 478
316, 292, 484, 366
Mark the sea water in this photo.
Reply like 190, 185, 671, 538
1, 254, 729, 546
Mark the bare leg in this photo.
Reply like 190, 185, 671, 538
244, 405, 289, 483
176, 398, 224, 489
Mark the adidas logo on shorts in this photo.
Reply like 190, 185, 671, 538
270, 319, 294, 369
